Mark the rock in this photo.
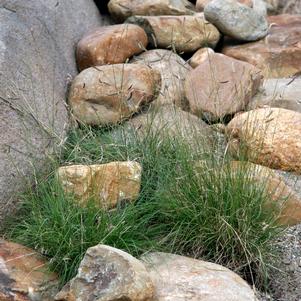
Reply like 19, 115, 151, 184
229, 161, 301, 226
0, 0, 106, 223
57, 161, 142, 208
68, 64, 161, 126
55, 244, 154, 301
248, 78, 301, 113
226, 108, 301, 173
196, 0, 252, 11
126, 14, 220, 53
222, 14, 301, 78
141, 252, 258, 301
204, 0, 269, 41
185, 53, 263, 121
189, 47, 214, 68
76, 24, 148, 71
0, 240, 59, 300
278, 0, 301, 14
108, 0, 195, 22
131, 49, 191, 108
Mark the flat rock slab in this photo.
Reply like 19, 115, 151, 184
126, 14, 220, 53
204, 0, 268, 41
0, 240, 59, 301
223, 14, 301, 78
55, 244, 154, 301
141, 252, 258, 301
226, 108, 301, 173
185, 53, 263, 121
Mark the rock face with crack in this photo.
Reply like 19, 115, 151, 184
126, 14, 220, 53
76, 24, 148, 71
185, 53, 263, 121
68, 64, 161, 125
55, 245, 154, 301
57, 161, 142, 208
223, 14, 301, 78
226, 108, 301, 173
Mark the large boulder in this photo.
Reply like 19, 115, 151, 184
0, 1, 106, 224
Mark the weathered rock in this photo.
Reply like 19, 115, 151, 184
185, 53, 263, 121
0, 0, 106, 224
204, 0, 269, 41
196, 0, 252, 11
248, 78, 301, 113
57, 161, 142, 208
278, 0, 301, 14
68, 64, 161, 125
222, 14, 301, 78
141, 252, 258, 301
226, 108, 301, 173
55, 244, 154, 301
189, 47, 214, 68
126, 14, 220, 53
108, 0, 195, 22
230, 161, 301, 226
77, 24, 148, 71
0, 240, 59, 301
131, 49, 191, 108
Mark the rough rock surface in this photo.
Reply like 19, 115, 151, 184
226, 108, 301, 173
204, 0, 268, 41
189, 47, 214, 68
141, 252, 258, 301
223, 14, 301, 78
68, 64, 161, 125
126, 14, 220, 53
185, 53, 263, 121
196, 0, 253, 11
57, 161, 142, 208
131, 49, 191, 108
108, 0, 195, 22
76, 24, 148, 71
0, 240, 59, 301
248, 78, 301, 113
0, 0, 106, 224
55, 244, 154, 301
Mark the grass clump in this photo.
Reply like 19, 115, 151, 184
4, 120, 283, 289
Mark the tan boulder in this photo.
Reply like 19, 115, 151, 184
141, 252, 258, 301
226, 108, 301, 173
196, 0, 252, 11
108, 0, 195, 22
222, 14, 301, 78
76, 24, 148, 71
248, 78, 301, 113
57, 161, 142, 208
131, 49, 191, 108
55, 245, 154, 301
126, 14, 220, 53
68, 64, 161, 126
189, 47, 214, 68
185, 52, 263, 121
0, 240, 59, 301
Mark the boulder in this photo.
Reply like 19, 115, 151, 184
0, 240, 59, 300
222, 14, 301, 78
0, 0, 105, 224
185, 53, 263, 121
76, 24, 148, 71
188, 47, 214, 68
108, 0, 195, 22
131, 49, 191, 108
278, 0, 301, 14
57, 161, 142, 208
126, 14, 220, 53
68, 64, 161, 125
248, 78, 301, 113
226, 108, 301, 173
55, 245, 154, 301
141, 252, 258, 301
204, 0, 268, 41
196, 0, 252, 11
